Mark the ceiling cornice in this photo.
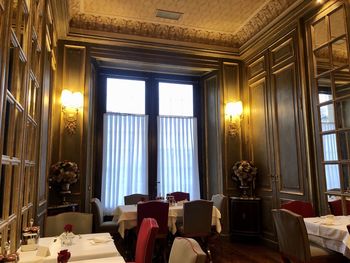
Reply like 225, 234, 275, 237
65, 28, 241, 60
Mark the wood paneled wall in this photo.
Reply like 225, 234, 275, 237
246, 28, 310, 245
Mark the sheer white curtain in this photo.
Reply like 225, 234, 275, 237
322, 122, 340, 190
157, 116, 200, 200
101, 113, 148, 214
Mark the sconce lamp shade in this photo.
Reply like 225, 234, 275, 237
225, 101, 243, 118
61, 89, 83, 109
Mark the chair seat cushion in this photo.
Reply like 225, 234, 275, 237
310, 243, 345, 262
310, 243, 333, 257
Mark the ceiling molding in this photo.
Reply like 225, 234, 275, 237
64, 0, 297, 50
239, 0, 315, 61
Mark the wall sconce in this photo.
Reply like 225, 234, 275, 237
61, 89, 83, 135
225, 101, 243, 137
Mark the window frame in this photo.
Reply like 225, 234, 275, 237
95, 68, 203, 200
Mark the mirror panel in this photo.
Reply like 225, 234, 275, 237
317, 74, 332, 103
320, 103, 335, 131
325, 164, 340, 191
315, 45, 331, 75
332, 37, 348, 68
313, 17, 327, 48
330, 8, 345, 40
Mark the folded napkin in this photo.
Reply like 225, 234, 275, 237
88, 237, 113, 245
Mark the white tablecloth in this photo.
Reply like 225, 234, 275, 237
304, 216, 350, 259
113, 204, 222, 238
73, 256, 125, 263
18, 233, 123, 263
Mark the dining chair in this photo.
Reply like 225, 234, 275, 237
168, 237, 207, 263
45, 212, 93, 237
211, 194, 228, 233
168, 192, 190, 202
181, 200, 213, 237
127, 218, 159, 263
137, 201, 169, 262
272, 209, 345, 263
281, 200, 316, 218
328, 199, 350, 215
90, 198, 118, 235
178, 200, 213, 260
124, 194, 149, 205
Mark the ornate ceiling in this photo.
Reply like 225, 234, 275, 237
67, 0, 299, 49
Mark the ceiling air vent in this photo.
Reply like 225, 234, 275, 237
156, 9, 183, 20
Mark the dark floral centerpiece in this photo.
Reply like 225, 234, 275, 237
57, 249, 71, 263
49, 161, 80, 191
231, 160, 258, 198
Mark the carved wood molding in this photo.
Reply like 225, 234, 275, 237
66, 0, 297, 49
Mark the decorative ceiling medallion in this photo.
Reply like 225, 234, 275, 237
68, 0, 296, 48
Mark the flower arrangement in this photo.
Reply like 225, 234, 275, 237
64, 224, 73, 233
49, 161, 79, 185
57, 249, 71, 263
231, 160, 258, 197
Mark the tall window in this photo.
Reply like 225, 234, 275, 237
99, 73, 201, 213
101, 78, 148, 213
157, 82, 200, 200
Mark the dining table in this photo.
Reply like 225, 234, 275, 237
18, 232, 125, 263
304, 215, 350, 259
113, 203, 222, 238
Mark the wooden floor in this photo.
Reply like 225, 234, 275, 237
115, 234, 282, 262
211, 237, 280, 263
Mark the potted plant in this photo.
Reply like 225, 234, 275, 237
49, 161, 80, 192
231, 160, 258, 198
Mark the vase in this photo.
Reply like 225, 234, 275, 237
61, 183, 70, 192
239, 185, 250, 198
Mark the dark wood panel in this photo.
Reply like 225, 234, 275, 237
260, 196, 276, 242
273, 64, 304, 195
249, 77, 272, 191
270, 37, 294, 68
203, 73, 221, 197
248, 56, 266, 80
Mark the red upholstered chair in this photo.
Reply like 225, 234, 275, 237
281, 200, 315, 218
168, 192, 190, 202
328, 199, 350, 215
137, 201, 169, 238
328, 200, 343, 215
137, 201, 170, 262
127, 218, 159, 263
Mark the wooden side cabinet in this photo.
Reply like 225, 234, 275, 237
47, 203, 79, 216
230, 197, 261, 240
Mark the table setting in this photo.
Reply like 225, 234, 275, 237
113, 201, 222, 238
17, 232, 122, 263
304, 215, 350, 258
